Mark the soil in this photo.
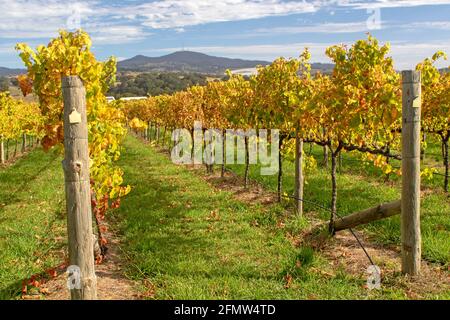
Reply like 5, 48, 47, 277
24, 222, 140, 300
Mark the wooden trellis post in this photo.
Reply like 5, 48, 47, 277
0, 137, 4, 164
401, 70, 422, 276
294, 128, 304, 217
62, 76, 97, 299
22, 133, 26, 152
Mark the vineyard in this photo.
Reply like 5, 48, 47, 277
0, 30, 449, 300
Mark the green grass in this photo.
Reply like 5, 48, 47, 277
0, 148, 66, 299
224, 142, 450, 267
113, 135, 447, 299
0, 134, 448, 300
0, 136, 37, 163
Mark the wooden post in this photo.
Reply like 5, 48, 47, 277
334, 200, 401, 232
221, 129, 226, 178
294, 129, 304, 217
329, 147, 339, 233
244, 136, 249, 188
5, 139, 9, 161
156, 126, 160, 144
441, 135, 449, 193
401, 70, 422, 276
62, 76, 97, 300
0, 137, 4, 164
277, 137, 284, 203
162, 126, 167, 147
22, 133, 26, 152
323, 146, 328, 168
322, 128, 328, 168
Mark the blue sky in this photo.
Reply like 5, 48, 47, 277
1, 0, 450, 69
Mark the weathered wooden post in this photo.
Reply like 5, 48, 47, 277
156, 126, 160, 144
22, 133, 26, 152
294, 129, 304, 217
5, 139, 9, 161
0, 137, 4, 164
401, 70, 422, 276
62, 76, 97, 299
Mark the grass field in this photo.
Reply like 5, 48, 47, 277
113, 135, 449, 299
224, 142, 450, 267
0, 148, 66, 299
0, 134, 448, 300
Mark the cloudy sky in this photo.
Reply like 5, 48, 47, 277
1, 0, 450, 69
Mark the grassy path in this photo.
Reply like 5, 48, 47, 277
0, 135, 448, 299
114, 136, 362, 299
115, 135, 449, 299
225, 146, 450, 267
0, 148, 66, 299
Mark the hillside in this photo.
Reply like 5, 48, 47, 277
0, 67, 26, 77
118, 51, 336, 75
118, 51, 270, 74
1, 52, 334, 78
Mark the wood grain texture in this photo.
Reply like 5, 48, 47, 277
0, 138, 4, 164
62, 76, 97, 299
401, 70, 422, 276
294, 130, 304, 217
334, 200, 401, 232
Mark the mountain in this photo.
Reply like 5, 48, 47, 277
0, 67, 26, 77
311, 63, 334, 74
118, 51, 270, 74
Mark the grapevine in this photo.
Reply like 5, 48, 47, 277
16, 30, 130, 259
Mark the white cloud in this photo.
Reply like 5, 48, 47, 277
402, 21, 450, 30
390, 41, 450, 68
0, 0, 320, 38
253, 21, 380, 35
0, 44, 16, 54
1, 0, 450, 69
85, 23, 151, 44
1, 0, 449, 41
251, 19, 450, 37
0, 0, 146, 44
332, 0, 450, 9
130, 0, 317, 29
143, 40, 450, 70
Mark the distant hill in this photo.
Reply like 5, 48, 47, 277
311, 63, 334, 74
230, 62, 334, 77
0, 67, 26, 77
118, 51, 270, 74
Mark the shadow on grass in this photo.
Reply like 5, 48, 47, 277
113, 144, 216, 277
113, 137, 295, 288
0, 150, 60, 209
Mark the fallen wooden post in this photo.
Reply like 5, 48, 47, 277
333, 200, 401, 232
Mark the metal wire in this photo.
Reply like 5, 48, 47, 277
282, 194, 376, 266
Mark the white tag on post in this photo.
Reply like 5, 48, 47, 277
69, 108, 81, 124
412, 97, 420, 108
